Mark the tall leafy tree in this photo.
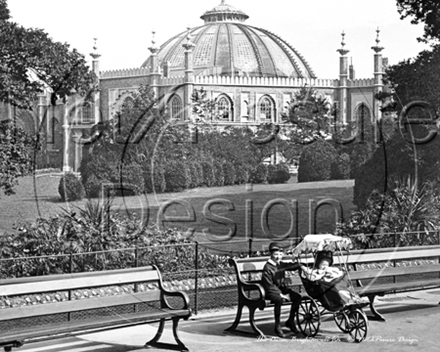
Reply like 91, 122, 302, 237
281, 86, 334, 144
0, 120, 38, 196
0, 0, 94, 108
0, 0, 94, 196
385, 44, 440, 111
396, 0, 440, 43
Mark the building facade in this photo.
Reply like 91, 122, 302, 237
1, 1, 387, 172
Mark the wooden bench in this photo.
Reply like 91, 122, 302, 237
342, 245, 440, 321
225, 244, 440, 336
0, 265, 191, 352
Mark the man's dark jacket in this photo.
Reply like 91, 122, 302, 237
262, 259, 300, 297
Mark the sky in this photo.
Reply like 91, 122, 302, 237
7, 0, 431, 79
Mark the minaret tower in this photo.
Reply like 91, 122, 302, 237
372, 28, 384, 121
90, 38, 101, 124
337, 31, 349, 124
182, 27, 195, 120
148, 31, 161, 98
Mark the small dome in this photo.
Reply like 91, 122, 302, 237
142, 1, 316, 79
200, 0, 249, 23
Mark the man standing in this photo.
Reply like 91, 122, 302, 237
262, 242, 302, 338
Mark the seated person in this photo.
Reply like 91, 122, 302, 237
262, 242, 301, 338
301, 256, 366, 305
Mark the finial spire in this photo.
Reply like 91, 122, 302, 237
372, 27, 384, 53
337, 31, 349, 56
90, 38, 101, 59
151, 30, 156, 47
148, 30, 159, 54
183, 26, 195, 50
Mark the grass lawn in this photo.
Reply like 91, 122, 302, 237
0, 175, 355, 254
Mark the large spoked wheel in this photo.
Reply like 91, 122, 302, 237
296, 296, 321, 337
348, 309, 369, 343
334, 311, 350, 333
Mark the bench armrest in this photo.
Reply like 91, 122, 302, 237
152, 265, 190, 311
161, 286, 191, 310
240, 281, 266, 302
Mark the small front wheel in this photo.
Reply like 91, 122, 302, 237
296, 296, 321, 337
348, 309, 368, 343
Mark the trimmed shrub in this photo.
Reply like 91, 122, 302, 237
268, 163, 291, 184
164, 161, 188, 192
267, 164, 276, 184
188, 161, 204, 188
222, 161, 236, 185
119, 163, 145, 195
144, 164, 166, 193
353, 133, 413, 209
234, 163, 251, 184
330, 153, 351, 180
250, 163, 268, 184
213, 160, 225, 187
83, 174, 105, 198
58, 172, 85, 201
298, 140, 337, 182
201, 160, 216, 187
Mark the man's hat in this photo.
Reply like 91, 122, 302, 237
269, 242, 283, 252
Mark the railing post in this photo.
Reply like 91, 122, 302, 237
194, 242, 199, 315
135, 246, 139, 268
69, 253, 73, 273
248, 238, 253, 258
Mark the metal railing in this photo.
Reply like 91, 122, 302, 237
0, 231, 439, 314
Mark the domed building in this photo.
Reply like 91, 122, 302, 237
98, 0, 385, 130
141, 1, 315, 79
2, 1, 387, 172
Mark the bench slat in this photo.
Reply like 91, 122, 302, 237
349, 265, 440, 280
342, 247, 440, 264
0, 309, 190, 344
0, 269, 159, 296
356, 279, 440, 295
0, 291, 162, 321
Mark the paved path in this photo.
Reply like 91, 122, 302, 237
19, 288, 440, 352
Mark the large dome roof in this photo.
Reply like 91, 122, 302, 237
142, 1, 316, 78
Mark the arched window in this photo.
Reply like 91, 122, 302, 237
47, 117, 59, 144
259, 96, 275, 122
81, 102, 93, 124
169, 95, 183, 120
122, 97, 135, 111
217, 95, 233, 121
355, 103, 371, 142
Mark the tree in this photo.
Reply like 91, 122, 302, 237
385, 44, 440, 111
0, 0, 94, 108
396, 0, 440, 42
281, 86, 334, 144
0, 120, 38, 196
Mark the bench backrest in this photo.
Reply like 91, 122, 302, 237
0, 265, 160, 296
0, 266, 164, 322
231, 245, 440, 285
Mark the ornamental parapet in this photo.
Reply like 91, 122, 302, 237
347, 78, 375, 87
193, 75, 337, 87
100, 67, 151, 79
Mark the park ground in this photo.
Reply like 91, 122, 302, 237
17, 287, 440, 352
0, 174, 355, 240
